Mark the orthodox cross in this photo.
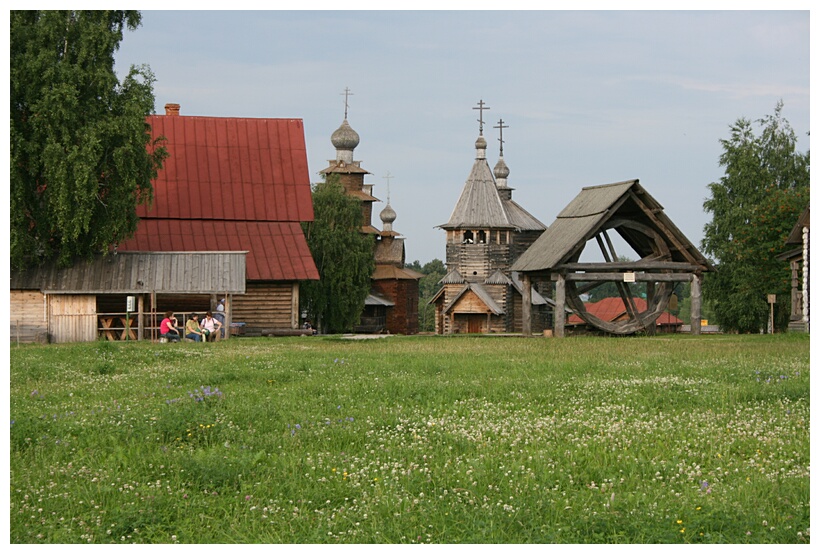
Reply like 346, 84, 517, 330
494, 119, 509, 157
473, 99, 490, 135
341, 87, 354, 119
383, 171, 393, 203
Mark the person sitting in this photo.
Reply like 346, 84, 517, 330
185, 314, 207, 342
200, 311, 222, 342
159, 311, 181, 342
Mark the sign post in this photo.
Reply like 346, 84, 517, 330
767, 294, 777, 334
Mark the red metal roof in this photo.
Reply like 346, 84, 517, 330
568, 297, 683, 325
140, 115, 313, 221
118, 113, 318, 281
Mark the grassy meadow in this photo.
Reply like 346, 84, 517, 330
9, 333, 810, 544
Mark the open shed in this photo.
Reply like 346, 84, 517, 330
10, 251, 246, 343
511, 180, 713, 336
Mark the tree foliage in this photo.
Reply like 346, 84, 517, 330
301, 177, 375, 334
702, 102, 809, 333
10, 10, 167, 270
407, 258, 446, 332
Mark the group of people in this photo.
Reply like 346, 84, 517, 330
160, 299, 226, 343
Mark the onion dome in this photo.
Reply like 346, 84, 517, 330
380, 203, 397, 233
493, 157, 510, 180
474, 135, 487, 160
380, 203, 396, 225
331, 119, 360, 151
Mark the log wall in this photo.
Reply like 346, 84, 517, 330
232, 282, 298, 330
372, 279, 419, 335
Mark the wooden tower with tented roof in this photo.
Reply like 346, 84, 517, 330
431, 100, 551, 335
318, 90, 421, 334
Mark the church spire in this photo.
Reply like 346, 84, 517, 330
380, 171, 397, 234
493, 118, 512, 200
331, 87, 360, 164
472, 99, 490, 160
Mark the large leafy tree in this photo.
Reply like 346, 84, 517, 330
702, 102, 809, 333
301, 177, 375, 334
407, 258, 446, 332
10, 10, 167, 270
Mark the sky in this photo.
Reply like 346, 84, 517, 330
110, 6, 811, 265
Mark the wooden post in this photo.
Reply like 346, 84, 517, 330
554, 273, 566, 338
137, 295, 144, 341
225, 294, 232, 338
690, 274, 702, 335
521, 273, 532, 337
151, 291, 157, 342
767, 294, 777, 334
646, 281, 656, 336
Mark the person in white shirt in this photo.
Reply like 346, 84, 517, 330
200, 311, 223, 341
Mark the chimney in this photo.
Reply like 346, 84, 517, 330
164, 103, 180, 116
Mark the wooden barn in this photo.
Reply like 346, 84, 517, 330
10, 252, 245, 344
432, 103, 549, 334
116, 104, 319, 335
319, 105, 421, 335
512, 179, 714, 336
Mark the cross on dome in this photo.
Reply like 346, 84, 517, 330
473, 99, 490, 135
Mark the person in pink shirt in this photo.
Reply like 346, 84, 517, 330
160, 311, 181, 342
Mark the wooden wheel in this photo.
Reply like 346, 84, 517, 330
565, 219, 674, 335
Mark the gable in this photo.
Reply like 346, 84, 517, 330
512, 179, 712, 273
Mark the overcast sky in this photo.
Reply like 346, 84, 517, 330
112, 7, 811, 265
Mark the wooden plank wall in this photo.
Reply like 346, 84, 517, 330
48, 295, 97, 343
11, 290, 47, 343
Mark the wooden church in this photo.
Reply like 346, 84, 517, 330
319, 95, 422, 335
431, 101, 551, 334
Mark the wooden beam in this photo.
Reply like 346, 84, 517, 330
559, 261, 702, 272
564, 272, 693, 282
627, 190, 697, 264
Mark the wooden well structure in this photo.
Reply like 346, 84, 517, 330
512, 180, 714, 336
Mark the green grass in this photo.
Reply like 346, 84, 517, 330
9, 333, 810, 544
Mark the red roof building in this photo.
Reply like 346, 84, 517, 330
118, 104, 319, 332
568, 296, 683, 331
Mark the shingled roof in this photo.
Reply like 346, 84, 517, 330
118, 108, 319, 281
512, 179, 712, 273
439, 136, 545, 232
